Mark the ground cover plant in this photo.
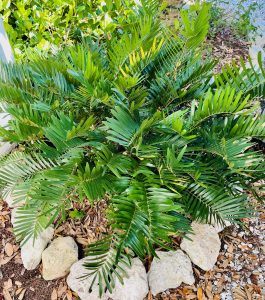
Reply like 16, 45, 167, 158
0, 0, 264, 297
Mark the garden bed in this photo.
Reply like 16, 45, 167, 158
0, 1, 265, 300
1, 191, 265, 300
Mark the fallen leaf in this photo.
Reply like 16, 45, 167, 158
15, 281, 22, 286
4, 243, 14, 257
57, 283, 67, 297
0, 253, 16, 265
76, 237, 89, 246
205, 282, 213, 300
244, 286, 252, 300
4, 279, 12, 290
227, 244, 234, 253
182, 287, 190, 296
51, 288, 57, 300
15, 288, 23, 295
2, 289, 12, 300
147, 291, 152, 300
66, 290, 73, 300
18, 289, 26, 300
197, 287, 204, 300
233, 286, 247, 300
186, 295, 197, 300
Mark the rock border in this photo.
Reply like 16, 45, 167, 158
7, 188, 229, 300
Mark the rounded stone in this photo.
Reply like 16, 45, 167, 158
148, 250, 195, 295
21, 227, 54, 270
67, 257, 109, 300
180, 222, 221, 271
107, 258, 149, 300
42, 236, 78, 280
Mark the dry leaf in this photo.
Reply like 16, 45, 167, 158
66, 290, 73, 300
222, 259, 229, 268
147, 291, 153, 300
205, 282, 213, 300
227, 244, 234, 253
182, 287, 190, 296
197, 287, 204, 300
186, 295, 197, 300
16, 288, 23, 295
233, 287, 247, 300
76, 237, 89, 246
18, 289, 26, 300
3, 289, 12, 300
51, 288, 58, 300
244, 286, 252, 300
4, 278, 12, 290
0, 253, 16, 265
4, 243, 14, 257
57, 283, 67, 297
15, 281, 22, 286
13, 244, 20, 252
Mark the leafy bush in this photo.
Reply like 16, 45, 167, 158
208, 0, 259, 39
0, 1, 265, 297
0, 0, 149, 59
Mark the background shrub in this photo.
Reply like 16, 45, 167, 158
0, 0, 147, 59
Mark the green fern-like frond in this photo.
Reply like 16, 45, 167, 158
182, 184, 250, 223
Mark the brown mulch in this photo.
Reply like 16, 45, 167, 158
0, 201, 74, 300
0, 199, 108, 300
54, 199, 109, 249
206, 29, 250, 73
162, 1, 250, 73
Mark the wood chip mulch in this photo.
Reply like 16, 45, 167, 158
0, 199, 109, 300
206, 29, 250, 73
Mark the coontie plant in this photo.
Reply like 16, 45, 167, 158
0, 1, 264, 297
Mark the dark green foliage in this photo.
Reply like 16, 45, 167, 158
0, 2, 264, 297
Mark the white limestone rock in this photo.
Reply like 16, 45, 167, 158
3, 191, 25, 208
148, 250, 195, 295
0, 142, 15, 156
68, 257, 148, 300
0, 113, 15, 156
10, 205, 54, 270
180, 222, 221, 271
107, 258, 148, 300
67, 257, 109, 300
21, 227, 54, 270
11, 207, 18, 225
212, 220, 232, 233
42, 236, 78, 280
